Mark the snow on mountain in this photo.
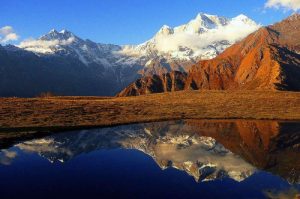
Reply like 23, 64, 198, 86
121, 13, 260, 61
174, 13, 229, 34
13, 13, 260, 95
19, 29, 124, 68
19, 13, 259, 69
19, 29, 76, 54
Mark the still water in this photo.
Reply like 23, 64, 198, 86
0, 120, 299, 199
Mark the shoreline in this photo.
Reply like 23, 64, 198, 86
2, 118, 300, 133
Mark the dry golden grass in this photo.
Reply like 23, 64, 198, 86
1, 90, 300, 131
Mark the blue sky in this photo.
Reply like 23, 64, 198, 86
0, 0, 298, 45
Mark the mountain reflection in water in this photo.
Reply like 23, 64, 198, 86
0, 120, 299, 199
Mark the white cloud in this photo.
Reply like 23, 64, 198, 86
265, 0, 300, 11
119, 15, 260, 60
18, 37, 75, 53
0, 26, 19, 43
154, 18, 260, 55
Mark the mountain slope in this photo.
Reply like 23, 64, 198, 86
0, 13, 259, 97
20, 13, 259, 72
120, 13, 259, 74
0, 45, 119, 97
118, 14, 300, 96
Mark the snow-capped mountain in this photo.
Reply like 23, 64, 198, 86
120, 13, 259, 63
19, 13, 259, 70
1, 13, 259, 97
118, 13, 300, 97
19, 29, 122, 67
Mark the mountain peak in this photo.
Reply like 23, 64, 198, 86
195, 13, 218, 20
231, 14, 257, 26
194, 12, 218, 23
60, 29, 68, 34
40, 29, 76, 41
196, 12, 210, 19
184, 13, 229, 32
46, 29, 60, 37
234, 14, 249, 19
156, 25, 174, 36
59, 29, 74, 36
49, 29, 58, 34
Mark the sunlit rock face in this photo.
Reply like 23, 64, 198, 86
118, 14, 300, 97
